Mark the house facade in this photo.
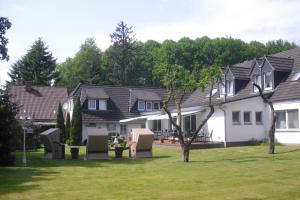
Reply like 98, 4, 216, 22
67, 84, 168, 141
68, 48, 300, 144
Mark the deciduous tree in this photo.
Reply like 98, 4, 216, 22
161, 64, 221, 162
0, 17, 11, 61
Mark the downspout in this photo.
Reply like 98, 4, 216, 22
129, 88, 132, 112
219, 104, 227, 148
219, 81, 227, 148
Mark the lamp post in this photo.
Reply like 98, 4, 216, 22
22, 120, 27, 167
21, 109, 31, 167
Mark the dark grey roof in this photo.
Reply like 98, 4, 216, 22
271, 80, 300, 102
70, 84, 168, 123
83, 88, 109, 99
8, 85, 68, 121
131, 89, 161, 101
228, 66, 251, 80
265, 55, 294, 72
183, 47, 300, 107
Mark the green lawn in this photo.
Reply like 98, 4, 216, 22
1, 145, 300, 200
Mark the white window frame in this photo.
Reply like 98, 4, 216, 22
138, 100, 145, 111
276, 109, 299, 130
226, 80, 234, 96
98, 99, 107, 111
219, 83, 225, 97
263, 72, 273, 91
88, 99, 96, 110
232, 111, 241, 125
255, 111, 263, 125
253, 74, 262, 92
153, 102, 160, 110
146, 101, 152, 111
243, 111, 252, 125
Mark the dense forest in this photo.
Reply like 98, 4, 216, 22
7, 21, 298, 92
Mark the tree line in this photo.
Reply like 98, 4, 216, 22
7, 21, 298, 92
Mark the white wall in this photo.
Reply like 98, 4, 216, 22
274, 100, 300, 144
223, 97, 269, 142
206, 109, 225, 142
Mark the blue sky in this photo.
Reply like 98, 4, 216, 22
1, 0, 300, 84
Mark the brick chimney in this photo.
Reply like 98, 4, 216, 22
25, 81, 32, 92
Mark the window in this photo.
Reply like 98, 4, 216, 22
253, 75, 262, 92
226, 80, 233, 96
87, 123, 96, 127
276, 109, 299, 129
263, 72, 273, 90
153, 120, 161, 131
146, 101, 152, 111
244, 111, 251, 124
232, 111, 240, 124
138, 101, 145, 111
184, 115, 196, 132
120, 124, 127, 135
153, 102, 160, 110
219, 83, 225, 97
88, 99, 96, 110
107, 123, 116, 131
99, 100, 107, 110
255, 112, 263, 124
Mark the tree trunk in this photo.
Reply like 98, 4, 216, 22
269, 114, 276, 154
182, 147, 190, 162
253, 83, 276, 154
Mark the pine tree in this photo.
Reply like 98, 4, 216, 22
0, 88, 18, 166
7, 38, 57, 85
107, 21, 141, 85
70, 97, 82, 146
55, 103, 66, 143
65, 113, 71, 145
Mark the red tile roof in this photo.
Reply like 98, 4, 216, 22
8, 85, 68, 121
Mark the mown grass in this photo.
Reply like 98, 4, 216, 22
0, 145, 300, 200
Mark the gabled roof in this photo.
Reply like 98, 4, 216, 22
131, 89, 161, 101
228, 65, 251, 80
70, 84, 168, 123
8, 85, 68, 121
182, 47, 300, 107
264, 55, 294, 72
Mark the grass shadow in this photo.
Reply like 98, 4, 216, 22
275, 148, 300, 154
0, 167, 59, 195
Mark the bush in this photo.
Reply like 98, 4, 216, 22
70, 97, 82, 146
0, 89, 18, 166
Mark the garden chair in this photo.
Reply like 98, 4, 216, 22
86, 128, 110, 160
40, 128, 65, 159
128, 128, 154, 159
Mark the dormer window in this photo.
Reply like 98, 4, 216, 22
226, 80, 233, 96
99, 100, 107, 110
263, 72, 273, 90
219, 83, 225, 97
88, 99, 96, 110
146, 101, 152, 111
138, 101, 145, 111
153, 102, 160, 110
253, 74, 262, 92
